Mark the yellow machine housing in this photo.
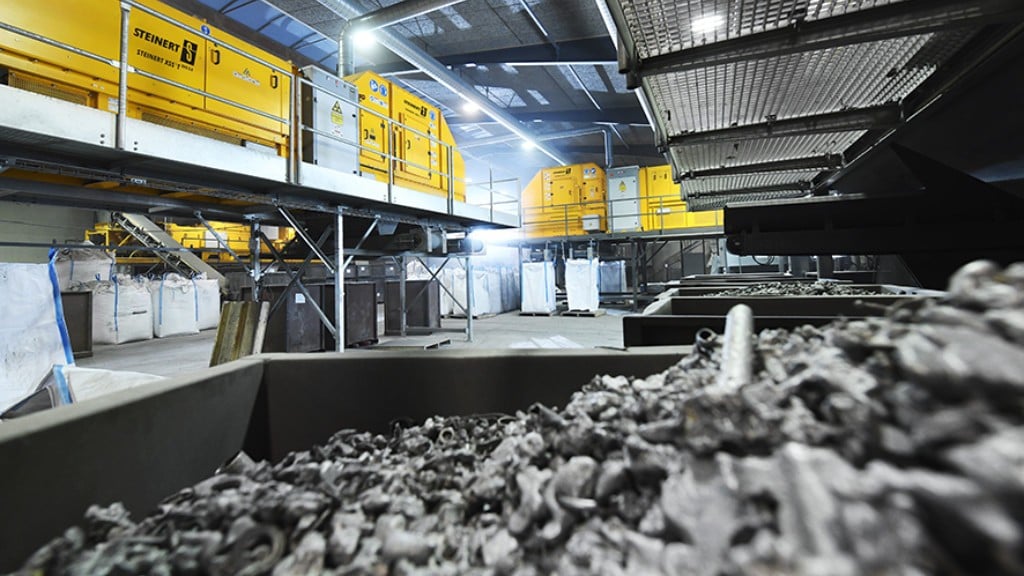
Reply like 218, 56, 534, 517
345, 71, 465, 202
165, 222, 293, 261
1, 0, 289, 151
641, 165, 686, 231
521, 163, 607, 238
87, 221, 293, 263
640, 165, 723, 231
519, 163, 723, 239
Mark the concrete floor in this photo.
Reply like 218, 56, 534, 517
77, 308, 629, 377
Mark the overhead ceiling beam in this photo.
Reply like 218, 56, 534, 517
448, 106, 649, 125
685, 181, 813, 198
462, 126, 615, 166
365, 37, 617, 74
681, 155, 844, 179
305, 0, 567, 165
635, 0, 1024, 80
669, 104, 903, 147
346, 0, 465, 32
340, 0, 470, 75
160, 0, 321, 68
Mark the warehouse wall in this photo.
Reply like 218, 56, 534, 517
0, 203, 99, 263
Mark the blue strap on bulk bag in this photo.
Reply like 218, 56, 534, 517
47, 248, 75, 365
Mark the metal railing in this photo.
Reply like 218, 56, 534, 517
520, 193, 724, 238
0, 4, 515, 223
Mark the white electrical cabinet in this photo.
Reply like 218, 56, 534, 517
607, 166, 642, 233
300, 66, 359, 174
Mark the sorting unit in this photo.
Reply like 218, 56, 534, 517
521, 163, 607, 237
520, 163, 723, 238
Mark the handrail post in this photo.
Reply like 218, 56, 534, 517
116, 3, 131, 150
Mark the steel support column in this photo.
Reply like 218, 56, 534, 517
249, 219, 261, 301
465, 255, 474, 342
334, 208, 345, 352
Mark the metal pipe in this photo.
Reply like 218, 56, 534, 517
339, 0, 468, 76
719, 304, 753, 390
461, 126, 613, 167
318, 0, 567, 165
116, 3, 131, 150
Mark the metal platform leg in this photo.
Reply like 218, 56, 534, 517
465, 255, 474, 343
334, 208, 344, 353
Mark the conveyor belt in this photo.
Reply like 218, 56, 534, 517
113, 212, 225, 287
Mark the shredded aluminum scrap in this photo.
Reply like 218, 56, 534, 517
19, 260, 1024, 575
710, 281, 879, 297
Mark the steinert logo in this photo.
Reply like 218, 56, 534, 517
232, 68, 261, 87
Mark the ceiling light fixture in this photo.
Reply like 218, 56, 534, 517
352, 28, 375, 47
462, 101, 479, 114
521, 140, 536, 150
691, 14, 725, 34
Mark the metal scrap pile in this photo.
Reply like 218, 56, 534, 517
711, 281, 879, 297
20, 260, 1024, 575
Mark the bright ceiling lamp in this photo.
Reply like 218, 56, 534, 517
521, 140, 536, 150
691, 14, 725, 34
462, 100, 480, 114
352, 28, 375, 47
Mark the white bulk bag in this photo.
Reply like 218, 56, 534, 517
0, 259, 74, 412
53, 244, 114, 290
194, 278, 221, 331
92, 277, 153, 345
486, 269, 503, 314
566, 259, 600, 312
521, 262, 556, 313
54, 365, 164, 403
150, 274, 199, 338
448, 268, 490, 316
440, 268, 455, 317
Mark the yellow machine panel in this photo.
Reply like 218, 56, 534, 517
519, 163, 723, 239
640, 165, 723, 231
641, 165, 685, 231
127, 6, 207, 110
0, 0, 289, 151
345, 70, 464, 202
522, 163, 607, 237
1, 0, 467, 206
204, 34, 291, 139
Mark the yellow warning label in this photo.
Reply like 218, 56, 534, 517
618, 181, 627, 193
331, 101, 345, 126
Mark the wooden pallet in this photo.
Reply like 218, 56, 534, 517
447, 313, 497, 320
519, 310, 557, 316
346, 339, 379, 349
561, 309, 607, 317
375, 336, 452, 350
